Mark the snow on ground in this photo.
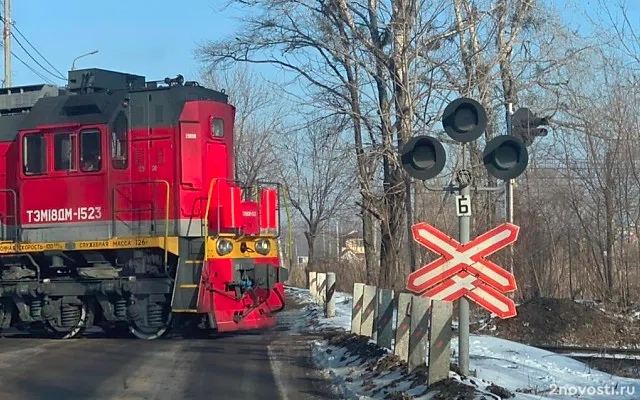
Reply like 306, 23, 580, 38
286, 285, 640, 399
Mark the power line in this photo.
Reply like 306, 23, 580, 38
0, 15, 65, 81
10, 21, 64, 79
9, 31, 64, 81
0, 41, 53, 84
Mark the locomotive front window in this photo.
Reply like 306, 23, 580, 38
54, 134, 76, 171
212, 118, 224, 137
23, 133, 46, 175
80, 129, 102, 172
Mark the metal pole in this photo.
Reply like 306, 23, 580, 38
505, 103, 514, 275
3, 0, 10, 87
458, 183, 471, 375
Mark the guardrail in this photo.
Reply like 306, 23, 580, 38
308, 272, 451, 386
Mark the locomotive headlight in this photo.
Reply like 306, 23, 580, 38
255, 239, 271, 255
216, 239, 233, 256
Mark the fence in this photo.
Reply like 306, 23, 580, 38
308, 271, 336, 318
308, 273, 451, 386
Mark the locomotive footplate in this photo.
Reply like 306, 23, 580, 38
0, 277, 173, 297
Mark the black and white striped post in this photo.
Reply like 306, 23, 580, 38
325, 272, 336, 317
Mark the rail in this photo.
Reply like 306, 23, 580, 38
534, 344, 640, 357
112, 180, 170, 265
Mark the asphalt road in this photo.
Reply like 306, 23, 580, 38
0, 300, 339, 400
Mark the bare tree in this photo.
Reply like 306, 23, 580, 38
196, 0, 462, 289
192, 0, 640, 303
280, 117, 355, 281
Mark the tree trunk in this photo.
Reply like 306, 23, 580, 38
304, 231, 316, 272
604, 182, 616, 300
362, 208, 378, 284
405, 179, 416, 273
378, 169, 406, 289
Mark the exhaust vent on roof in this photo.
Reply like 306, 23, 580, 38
62, 95, 104, 116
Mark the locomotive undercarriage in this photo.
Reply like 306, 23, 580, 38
0, 247, 186, 339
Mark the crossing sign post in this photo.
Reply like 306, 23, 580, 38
407, 222, 519, 319
400, 96, 548, 375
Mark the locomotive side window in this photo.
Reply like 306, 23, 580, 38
212, 118, 224, 137
80, 130, 102, 172
54, 134, 76, 171
22, 133, 46, 175
111, 112, 128, 169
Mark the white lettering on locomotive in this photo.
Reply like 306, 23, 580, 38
26, 206, 103, 223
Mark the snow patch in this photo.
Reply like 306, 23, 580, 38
286, 285, 640, 399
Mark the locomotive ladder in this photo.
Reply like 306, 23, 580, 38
170, 179, 219, 313
170, 237, 204, 313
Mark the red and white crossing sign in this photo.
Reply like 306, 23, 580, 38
406, 222, 519, 319
420, 271, 517, 319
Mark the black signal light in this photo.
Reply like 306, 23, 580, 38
401, 135, 446, 180
442, 97, 488, 143
483, 135, 529, 180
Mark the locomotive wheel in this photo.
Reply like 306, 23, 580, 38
128, 303, 172, 340
45, 303, 88, 339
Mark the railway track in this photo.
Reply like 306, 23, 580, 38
534, 344, 640, 359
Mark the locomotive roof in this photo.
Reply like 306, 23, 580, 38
18, 84, 229, 132
0, 113, 26, 142
0, 68, 230, 142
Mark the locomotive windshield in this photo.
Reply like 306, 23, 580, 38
80, 129, 101, 172
23, 133, 46, 175
54, 134, 76, 171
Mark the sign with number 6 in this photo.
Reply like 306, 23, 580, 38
455, 195, 471, 217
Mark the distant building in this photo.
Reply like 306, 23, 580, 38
340, 230, 365, 262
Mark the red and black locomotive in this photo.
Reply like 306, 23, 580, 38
0, 68, 287, 339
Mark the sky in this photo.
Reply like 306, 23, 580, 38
6, 0, 247, 86
3, 0, 640, 88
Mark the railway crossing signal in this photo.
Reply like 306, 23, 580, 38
401, 97, 543, 181
400, 96, 549, 376
406, 222, 519, 319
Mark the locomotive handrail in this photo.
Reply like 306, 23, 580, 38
202, 177, 241, 258
256, 180, 283, 238
203, 178, 218, 261
202, 178, 285, 258
112, 180, 170, 266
